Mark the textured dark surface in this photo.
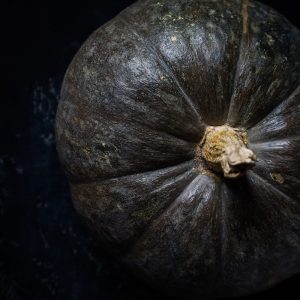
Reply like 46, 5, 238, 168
1, 0, 300, 299
56, 0, 300, 299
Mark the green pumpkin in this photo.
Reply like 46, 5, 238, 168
55, 0, 300, 298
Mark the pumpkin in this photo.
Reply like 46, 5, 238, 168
55, 0, 300, 298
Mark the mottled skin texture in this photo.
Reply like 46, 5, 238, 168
55, 0, 300, 298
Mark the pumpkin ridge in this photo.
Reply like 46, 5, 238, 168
248, 83, 300, 131
249, 143, 300, 202
99, 103, 201, 144
219, 183, 229, 284
227, 0, 249, 124
250, 137, 300, 148
69, 160, 195, 185
71, 162, 198, 252
226, 0, 300, 129
216, 175, 300, 296
123, 170, 200, 252
131, 118, 202, 144
123, 173, 212, 256
70, 80, 204, 143
118, 15, 204, 124
249, 170, 294, 203
56, 96, 197, 183
154, 47, 204, 124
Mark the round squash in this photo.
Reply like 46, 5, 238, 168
55, 0, 300, 298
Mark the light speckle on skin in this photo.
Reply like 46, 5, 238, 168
116, 203, 123, 211
251, 23, 261, 33
170, 36, 177, 42
79, 120, 85, 128
207, 22, 216, 30
265, 33, 275, 46
267, 79, 282, 96
104, 154, 112, 166
270, 173, 285, 184
162, 13, 173, 21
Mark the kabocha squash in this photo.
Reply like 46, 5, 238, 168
55, 0, 300, 298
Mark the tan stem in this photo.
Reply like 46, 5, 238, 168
199, 125, 256, 179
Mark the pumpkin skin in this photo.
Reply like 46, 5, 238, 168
55, 0, 300, 298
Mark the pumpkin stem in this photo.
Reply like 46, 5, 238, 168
197, 125, 256, 179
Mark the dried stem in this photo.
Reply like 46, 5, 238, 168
198, 125, 256, 179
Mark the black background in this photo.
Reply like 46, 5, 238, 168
1, 0, 300, 299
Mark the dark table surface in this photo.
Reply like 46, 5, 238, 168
1, 0, 300, 299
